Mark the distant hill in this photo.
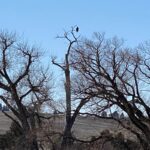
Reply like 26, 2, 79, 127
0, 112, 134, 141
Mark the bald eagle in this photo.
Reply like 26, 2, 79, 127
76, 27, 79, 32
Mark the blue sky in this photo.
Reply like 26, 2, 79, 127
0, 0, 150, 59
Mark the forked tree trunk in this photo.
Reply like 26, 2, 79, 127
52, 29, 78, 149
19, 113, 39, 150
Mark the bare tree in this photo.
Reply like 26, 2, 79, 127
71, 33, 150, 149
52, 27, 91, 148
0, 31, 52, 150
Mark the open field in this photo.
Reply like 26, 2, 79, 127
0, 112, 139, 150
0, 112, 12, 134
0, 112, 134, 141
53, 115, 135, 141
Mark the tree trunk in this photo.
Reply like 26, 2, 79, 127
19, 113, 39, 150
28, 137, 39, 150
61, 56, 73, 149
142, 132, 150, 150
52, 32, 78, 149
61, 121, 74, 148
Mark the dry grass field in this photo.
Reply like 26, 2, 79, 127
0, 112, 139, 149
0, 112, 12, 134
0, 112, 133, 139
53, 115, 135, 141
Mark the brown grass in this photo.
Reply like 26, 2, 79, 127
0, 112, 140, 150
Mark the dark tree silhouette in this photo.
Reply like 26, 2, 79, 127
0, 31, 52, 150
0, 103, 2, 111
52, 27, 91, 149
71, 33, 150, 149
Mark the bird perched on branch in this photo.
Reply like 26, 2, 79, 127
76, 26, 79, 32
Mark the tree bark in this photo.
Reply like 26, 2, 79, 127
61, 59, 73, 148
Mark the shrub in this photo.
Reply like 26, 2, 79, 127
0, 121, 23, 150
